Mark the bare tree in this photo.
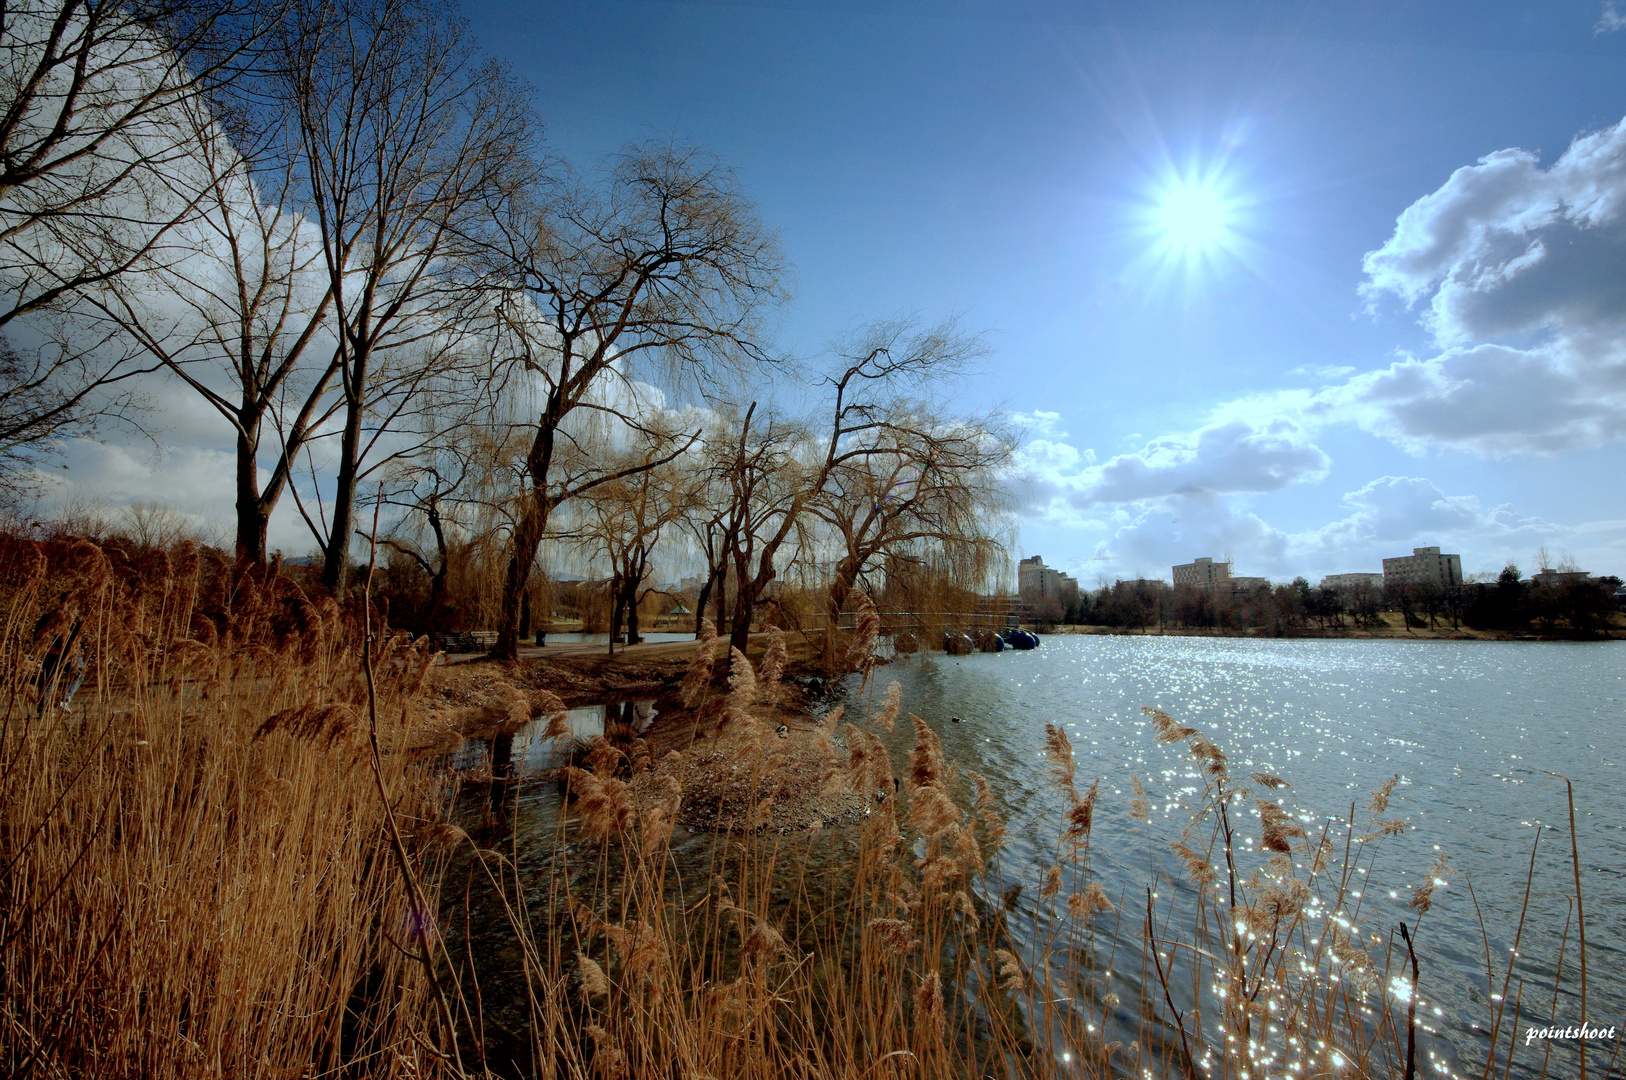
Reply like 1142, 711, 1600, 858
707, 401, 813, 650
810, 401, 1015, 626
0, 0, 273, 327
364, 369, 522, 632
0, 327, 153, 501
564, 426, 698, 652
479, 141, 785, 660
0, 0, 275, 493
674, 401, 800, 638
87, 99, 341, 563
262, 0, 535, 591
718, 316, 990, 653
84, 0, 530, 567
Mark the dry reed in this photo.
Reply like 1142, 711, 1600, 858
0, 537, 447, 1078
5, 535, 1601, 1080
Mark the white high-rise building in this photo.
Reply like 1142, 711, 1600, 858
1172, 556, 1230, 588
1018, 555, 1075, 598
1320, 572, 1384, 591
1382, 547, 1462, 588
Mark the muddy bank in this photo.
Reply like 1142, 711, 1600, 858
421, 638, 870, 835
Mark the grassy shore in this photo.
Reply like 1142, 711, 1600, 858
2, 548, 1609, 1078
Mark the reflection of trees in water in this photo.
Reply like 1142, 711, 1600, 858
487, 698, 657, 810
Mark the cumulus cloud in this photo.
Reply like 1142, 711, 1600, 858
1322, 344, 1626, 455
1061, 475, 1567, 583
1087, 419, 1329, 502
1011, 409, 1067, 437
1084, 494, 1290, 578
1013, 415, 1329, 522
35, 437, 316, 552
1347, 116, 1626, 454
1289, 476, 1558, 563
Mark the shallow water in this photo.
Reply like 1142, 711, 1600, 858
451, 698, 659, 775
835, 635, 1626, 1078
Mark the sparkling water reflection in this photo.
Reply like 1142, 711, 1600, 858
835, 635, 1625, 1078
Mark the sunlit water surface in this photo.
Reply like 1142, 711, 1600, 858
835, 636, 1625, 1078
461, 635, 1624, 1077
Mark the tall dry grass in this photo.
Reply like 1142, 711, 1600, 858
3, 545, 1608, 1080
0, 537, 454, 1078
435, 624, 1609, 1080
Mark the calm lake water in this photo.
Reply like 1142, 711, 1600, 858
835, 635, 1626, 1078
459, 634, 1624, 1077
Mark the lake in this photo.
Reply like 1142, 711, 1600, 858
457, 633, 1624, 1077
834, 634, 1625, 1078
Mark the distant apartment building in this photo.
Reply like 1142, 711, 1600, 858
1228, 576, 1270, 592
1531, 568, 1590, 586
1018, 555, 1076, 599
1172, 556, 1230, 588
1320, 572, 1384, 591
1382, 546, 1463, 588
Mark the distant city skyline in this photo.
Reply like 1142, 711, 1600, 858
1029, 541, 1594, 590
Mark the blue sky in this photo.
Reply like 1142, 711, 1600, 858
450, 0, 1626, 583
43, 1, 1626, 583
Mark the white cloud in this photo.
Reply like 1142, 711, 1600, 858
1342, 116, 1626, 454
35, 437, 322, 553
1057, 476, 1570, 583
1597, 1, 1626, 33
1323, 344, 1626, 455
1287, 363, 1356, 380
1363, 121, 1626, 340
1088, 419, 1329, 502
1013, 415, 1329, 523
1011, 409, 1067, 437
1085, 493, 1290, 579
1289, 476, 1558, 565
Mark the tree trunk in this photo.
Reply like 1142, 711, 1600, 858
494, 411, 561, 660
495, 499, 547, 660
711, 562, 728, 635
322, 382, 366, 593
729, 547, 754, 653
695, 570, 715, 636
427, 498, 449, 629
826, 558, 861, 631
607, 572, 625, 655
235, 422, 268, 566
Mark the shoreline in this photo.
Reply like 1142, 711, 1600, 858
1046, 622, 1622, 641
426, 636, 867, 834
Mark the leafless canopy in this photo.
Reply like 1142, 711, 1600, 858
0, 0, 277, 497
479, 140, 787, 658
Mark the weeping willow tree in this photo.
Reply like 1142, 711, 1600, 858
552, 422, 701, 651
809, 399, 1016, 629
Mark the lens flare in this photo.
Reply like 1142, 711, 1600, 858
1151, 178, 1235, 259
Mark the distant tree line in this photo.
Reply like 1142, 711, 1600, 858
1050, 569, 1621, 637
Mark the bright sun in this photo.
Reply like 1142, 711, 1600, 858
1148, 176, 1237, 261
